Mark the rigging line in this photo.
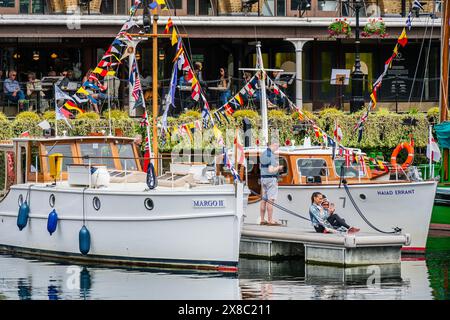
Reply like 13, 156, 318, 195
164, 0, 194, 60
419, 15, 435, 110
408, 15, 431, 106
343, 183, 401, 234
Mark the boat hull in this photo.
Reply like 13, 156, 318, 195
245, 181, 437, 252
0, 184, 244, 272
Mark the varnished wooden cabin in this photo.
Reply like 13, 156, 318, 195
0, 136, 143, 193
218, 146, 396, 203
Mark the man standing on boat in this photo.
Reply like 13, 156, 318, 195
259, 139, 284, 226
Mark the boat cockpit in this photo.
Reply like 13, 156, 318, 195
0, 136, 144, 196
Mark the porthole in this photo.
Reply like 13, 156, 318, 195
18, 194, 23, 207
287, 194, 293, 201
144, 198, 154, 211
359, 194, 367, 201
93, 197, 101, 211
49, 194, 56, 208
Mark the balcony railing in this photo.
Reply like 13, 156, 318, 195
0, 0, 442, 17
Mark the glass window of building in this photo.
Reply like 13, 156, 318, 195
0, 0, 15, 8
345, 52, 373, 98
168, 0, 182, 9
277, 0, 286, 16
291, 0, 311, 10
80, 143, 115, 169
19, 0, 44, 13
318, 0, 338, 11
261, 0, 275, 16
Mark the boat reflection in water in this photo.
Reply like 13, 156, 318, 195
0, 254, 240, 300
238, 257, 434, 300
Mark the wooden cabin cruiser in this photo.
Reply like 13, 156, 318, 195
0, 136, 246, 272
220, 145, 437, 253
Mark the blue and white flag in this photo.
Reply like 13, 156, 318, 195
412, 0, 424, 11
406, 11, 413, 30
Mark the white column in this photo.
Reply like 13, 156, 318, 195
285, 38, 313, 110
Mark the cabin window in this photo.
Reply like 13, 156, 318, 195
30, 143, 41, 174
297, 158, 328, 177
334, 159, 366, 178
79, 143, 115, 169
117, 143, 138, 171
45, 144, 73, 171
20, 146, 27, 183
278, 157, 289, 176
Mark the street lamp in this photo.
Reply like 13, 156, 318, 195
349, 0, 365, 113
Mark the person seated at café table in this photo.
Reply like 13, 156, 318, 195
268, 70, 287, 108
217, 67, 231, 107
4, 70, 26, 111
58, 70, 75, 90
26, 72, 45, 107
178, 71, 195, 110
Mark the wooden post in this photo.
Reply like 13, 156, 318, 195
441, 0, 450, 181
152, 13, 159, 174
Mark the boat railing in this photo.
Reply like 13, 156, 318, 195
35, 153, 237, 186
292, 164, 422, 183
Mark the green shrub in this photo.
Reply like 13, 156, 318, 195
177, 110, 202, 123
408, 107, 420, 115
0, 120, 12, 140
376, 107, 391, 116
0, 112, 7, 121
12, 111, 42, 137
76, 111, 100, 120
318, 107, 344, 118
15, 111, 41, 122
102, 109, 130, 120
42, 111, 56, 121
427, 107, 439, 118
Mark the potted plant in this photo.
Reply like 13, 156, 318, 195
328, 18, 352, 38
362, 18, 388, 38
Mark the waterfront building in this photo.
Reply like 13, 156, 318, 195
0, 0, 443, 114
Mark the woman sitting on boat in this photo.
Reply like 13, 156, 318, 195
309, 192, 359, 234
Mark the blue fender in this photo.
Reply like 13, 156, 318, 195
17, 201, 30, 231
47, 209, 58, 235
79, 226, 91, 255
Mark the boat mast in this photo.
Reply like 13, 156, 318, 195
440, 0, 450, 180
256, 42, 269, 146
151, 12, 159, 174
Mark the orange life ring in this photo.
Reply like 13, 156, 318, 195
390, 142, 414, 170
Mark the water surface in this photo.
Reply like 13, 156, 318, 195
0, 236, 448, 300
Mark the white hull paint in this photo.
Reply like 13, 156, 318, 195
0, 183, 246, 272
244, 181, 437, 251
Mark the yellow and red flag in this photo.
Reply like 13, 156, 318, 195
397, 28, 408, 47
164, 17, 173, 34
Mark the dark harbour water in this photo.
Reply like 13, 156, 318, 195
0, 235, 449, 300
